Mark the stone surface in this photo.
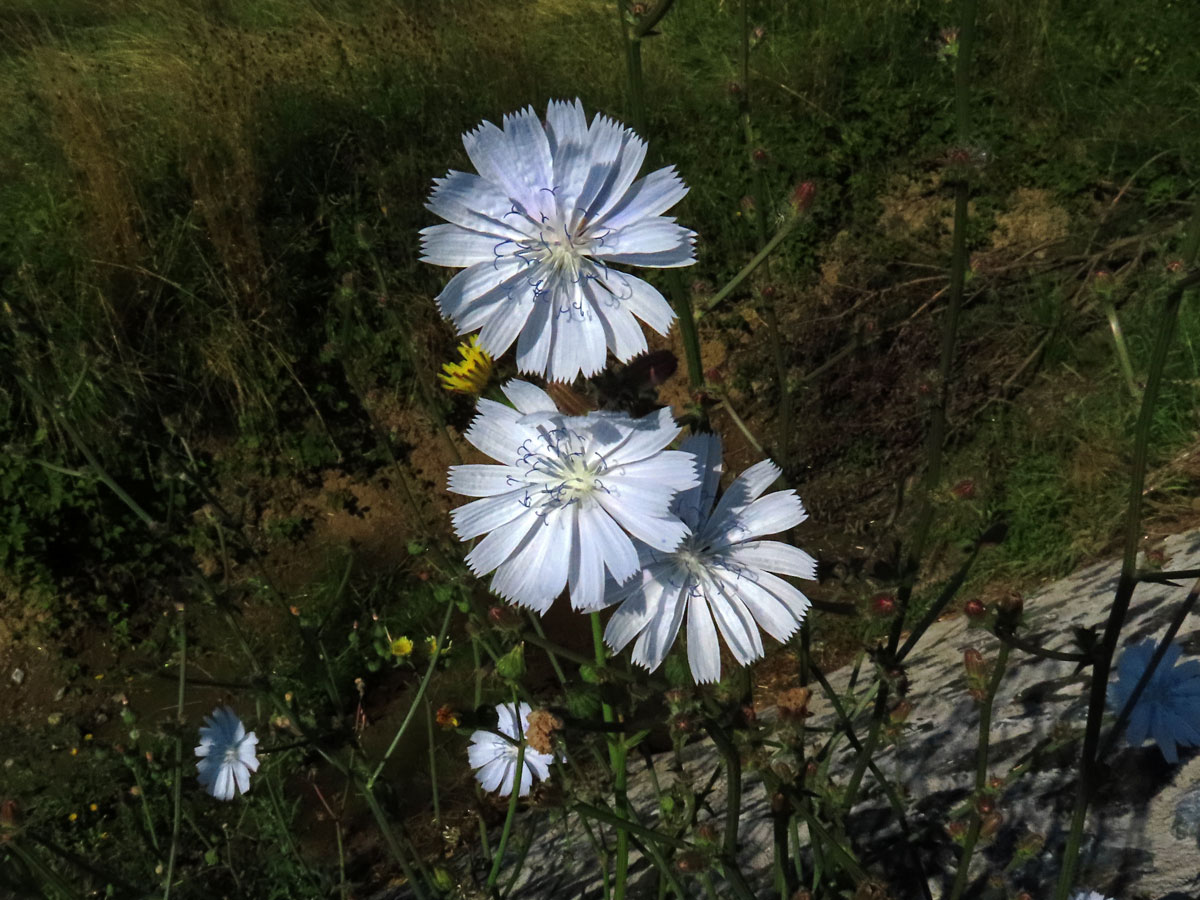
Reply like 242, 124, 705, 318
391, 531, 1200, 899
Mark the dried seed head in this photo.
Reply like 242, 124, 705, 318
525, 709, 563, 755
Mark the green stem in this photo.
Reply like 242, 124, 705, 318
1052, 222, 1200, 900
426, 701, 441, 830
698, 213, 802, 317
1100, 578, 1200, 758
486, 696, 528, 892
591, 613, 630, 900
162, 606, 186, 900
367, 595, 454, 789
948, 643, 1011, 900
362, 784, 428, 900
1103, 300, 1141, 399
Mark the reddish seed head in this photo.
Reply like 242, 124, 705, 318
975, 795, 995, 816
871, 593, 897, 616
697, 824, 718, 842
753, 147, 768, 162
946, 820, 968, 839
965, 599, 987, 620
1167, 259, 1184, 273
951, 478, 976, 499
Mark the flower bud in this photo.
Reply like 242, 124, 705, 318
888, 700, 913, 725
963, 648, 987, 681
435, 705, 459, 729
975, 794, 995, 816
964, 599, 987, 620
697, 824, 718, 843
946, 820, 968, 840
676, 851, 708, 873
771, 791, 789, 814
979, 810, 1004, 837
997, 591, 1024, 617
790, 181, 816, 212
752, 147, 769, 163
871, 593, 897, 617
495, 642, 526, 681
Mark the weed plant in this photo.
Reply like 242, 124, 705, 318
3, 1, 1200, 899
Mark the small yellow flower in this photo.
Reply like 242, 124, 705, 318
68, 813, 78, 822
439, 335, 493, 394
89, 803, 98, 812
70, 747, 78, 757
425, 635, 438, 655
84, 733, 93, 742
390, 636, 414, 658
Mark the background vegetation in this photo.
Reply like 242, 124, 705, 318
3, 0, 1200, 896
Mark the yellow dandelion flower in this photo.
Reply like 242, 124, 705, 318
70, 747, 78, 757
89, 803, 98, 812
439, 335, 493, 394
68, 813, 78, 822
84, 733, 93, 741
390, 636, 414, 658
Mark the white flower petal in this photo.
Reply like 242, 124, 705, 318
726, 540, 817, 579
718, 568, 810, 644
672, 433, 723, 530
733, 492, 809, 540
436, 258, 526, 328
468, 733, 505, 768
686, 590, 722, 683
490, 510, 571, 612
479, 758, 509, 793
568, 511, 608, 610
590, 218, 696, 268
451, 494, 526, 541
420, 224, 511, 267
701, 576, 764, 665
515, 298, 554, 375
603, 409, 687, 465
465, 514, 540, 575
464, 113, 551, 218
501, 380, 558, 416
602, 270, 676, 335
544, 98, 589, 156
594, 166, 690, 232
581, 114, 647, 223
595, 293, 649, 362
580, 505, 640, 593
629, 577, 689, 672
426, 170, 527, 237
709, 458, 782, 523
548, 299, 608, 381
477, 278, 539, 360
448, 464, 526, 498
462, 398, 529, 461
604, 572, 661, 650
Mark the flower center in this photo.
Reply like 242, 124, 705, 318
224, 746, 240, 764
516, 425, 608, 515
538, 223, 589, 279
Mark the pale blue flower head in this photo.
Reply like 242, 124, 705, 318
422, 99, 696, 383
598, 433, 816, 683
448, 380, 698, 612
195, 706, 260, 801
1110, 640, 1200, 764
467, 702, 555, 797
